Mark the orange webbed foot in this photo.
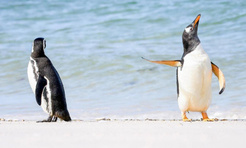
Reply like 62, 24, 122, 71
182, 112, 192, 122
201, 112, 214, 122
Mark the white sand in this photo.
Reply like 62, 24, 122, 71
0, 120, 246, 148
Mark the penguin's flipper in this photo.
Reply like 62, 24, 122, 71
211, 62, 226, 94
142, 57, 181, 67
35, 76, 47, 105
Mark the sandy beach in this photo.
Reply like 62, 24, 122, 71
1, 119, 246, 148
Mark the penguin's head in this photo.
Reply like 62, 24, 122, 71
182, 14, 201, 52
32, 37, 46, 57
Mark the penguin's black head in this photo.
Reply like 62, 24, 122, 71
32, 37, 46, 57
182, 14, 201, 52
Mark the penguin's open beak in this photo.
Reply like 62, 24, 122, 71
192, 14, 201, 28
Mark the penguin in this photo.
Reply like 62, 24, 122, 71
27, 37, 71, 122
142, 14, 225, 121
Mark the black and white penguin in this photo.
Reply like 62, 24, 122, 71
27, 37, 71, 122
142, 14, 225, 121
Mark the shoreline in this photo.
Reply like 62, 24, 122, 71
1, 117, 246, 122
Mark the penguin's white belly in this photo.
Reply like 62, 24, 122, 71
27, 59, 37, 93
178, 44, 212, 112
27, 58, 51, 114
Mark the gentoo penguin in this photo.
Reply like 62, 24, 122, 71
27, 37, 71, 122
142, 14, 225, 121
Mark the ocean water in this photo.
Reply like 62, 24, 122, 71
0, 0, 246, 121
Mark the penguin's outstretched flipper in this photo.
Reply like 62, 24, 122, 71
211, 62, 226, 94
142, 57, 181, 67
35, 76, 47, 105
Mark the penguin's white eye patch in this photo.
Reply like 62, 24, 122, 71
185, 27, 193, 33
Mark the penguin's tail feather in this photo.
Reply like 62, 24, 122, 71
55, 110, 72, 122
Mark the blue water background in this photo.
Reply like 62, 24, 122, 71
0, 0, 246, 120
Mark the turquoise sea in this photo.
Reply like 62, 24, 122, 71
0, 0, 246, 120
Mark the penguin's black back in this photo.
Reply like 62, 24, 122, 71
35, 56, 69, 112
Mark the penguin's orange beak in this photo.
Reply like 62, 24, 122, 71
193, 14, 201, 28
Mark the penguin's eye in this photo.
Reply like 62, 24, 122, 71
190, 28, 193, 31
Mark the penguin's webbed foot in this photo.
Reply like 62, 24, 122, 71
203, 118, 214, 122
201, 112, 214, 122
183, 118, 192, 122
37, 116, 57, 123
182, 112, 192, 122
